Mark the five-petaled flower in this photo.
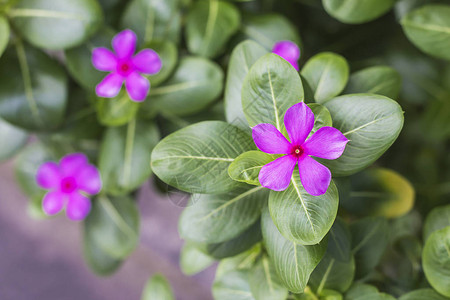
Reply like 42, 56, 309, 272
272, 40, 300, 71
92, 29, 162, 102
252, 102, 348, 196
36, 153, 102, 221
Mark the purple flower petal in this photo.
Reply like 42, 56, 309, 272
272, 41, 300, 71
96, 73, 124, 98
36, 162, 61, 189
60, 153, 88, 177
112, 29, 136, 59
284, 102, 314, 145
77, 165, 102, 195
42, 191, 65, 215
252, 123, 292, 154
298, 155, 331, 196
259, 155, 297, 191
133, 49, 162, 75
66, 192, 91, 221
125, 71, 150, 102
303, 127, 349, 159
92, 47, 117, 71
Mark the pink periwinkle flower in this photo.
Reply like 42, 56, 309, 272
92, 29, 162, 102
272, 40, 301, 71
36, 153, 102, 221
252, 102, 348, 196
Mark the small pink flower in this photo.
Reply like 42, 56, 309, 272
252, 102, 348, 196
36, 153, 102, 221
272, 40, 300, 71
92, 29, 162, 102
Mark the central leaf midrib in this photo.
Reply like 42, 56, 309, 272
291, 177, 316, 236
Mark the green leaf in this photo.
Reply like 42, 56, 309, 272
422, 226, 450, 297
301, 52, 349, 104
144, 40, 178, 87
98, 119, 160, 195
96, 90, 141, 127
249, 255, 288, 300
323, 94, 404, 177
225, 40, 268, 131
151, 121, 254, 194
398, 289, 449, 300
345, 283, 395, 300
180, 242, 215, 275
401, 5, 450, 61
141, 274, 175, 300
242, 53, 304, 131
423, 204, 450, 241
121, 0, 181, 46
84, 195, 140, 259
0, 43, 68, 131
10, 0, 103, 50
0, 16, 9, 57
350, 217, 389, 278
179, 186, 267, 243
213, 270, 255, 300
308, 103, 333, 137
215, 244, 262, 278
228, 151, 274, 186
240, 14, 301, 50
342, 168, 415, 219
0, 118, 28, 161
344, 66, 401, 99
261, 207, 327, 293
185, 0, 240, 58
322, 0, 395, 24
269, 172, 339, 245
144, 56, 223, 117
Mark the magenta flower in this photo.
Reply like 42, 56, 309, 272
36, 153, 102, 221
272, 40, 301, 71
92, 29, 162, 102
252, 102, 348, 196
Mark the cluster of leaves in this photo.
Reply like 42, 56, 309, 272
0, 0, 448, 299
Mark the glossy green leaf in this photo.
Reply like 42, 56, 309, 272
141, 274, 175, 300
180, 242, 215, 275
185, 0, 240, 58
301, 52, 349, 104
228, 151, 274, 186
95, 91, 141, 127
242, 53, 303, 131
422, 226, 450, 297
342, 168, 415, 219
10, 0, 103, 50
213, 270, 255, 300
240, 14, 301, 50
144, 40, 178, 87
84, 195, 140, 259
249, 255, 288, 300
121, 0, 181, 46
0, 44, 67, 131
0, 16, 9, 57
144, 56, 223, 117
322, 0, 395, 24
225, 40, 268, 131
323, 94, 404, 177
0, 118, 28, 161
398, 288, 449, 300
345, 283, 395, 300
344, 66, 401, 99
151, 121, 254, 194
261, 207, 327, 293
423, 204, 450, 241
269, 172, 339, 245
401, 5, 450, 61
99, 119, 159, 195
350, 217, 389, 278
179, 186, 267, 243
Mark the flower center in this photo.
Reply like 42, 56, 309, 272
292, 146, 304, 158
60, 177, 77, 193
117, 60, 133, 76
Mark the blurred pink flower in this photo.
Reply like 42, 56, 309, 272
92, 29, 162, 102
36, 153, 102, 221
272, 40, 300, 70
252, 102, 348, 196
